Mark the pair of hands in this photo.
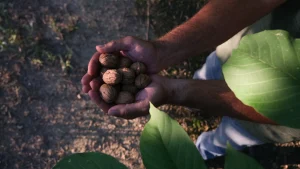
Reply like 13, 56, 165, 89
81, 36, 169, 119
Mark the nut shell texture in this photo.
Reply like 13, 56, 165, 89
100, 84, 117, 103
122, 85, 138, 94
119, 57, 132, 68
99, 53, 119, 68
118, 68, 135, 84
130, 62, 147, 75
103, 69, 122, 85
135, 74, 151, 89
100, 67, 108, 77
115, 91, 134, 104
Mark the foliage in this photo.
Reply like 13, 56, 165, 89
53, 152, 128, 169
53, 103, 265, 169
222, 30, 300, 129
225, 144, 264, 169
140, 103, 207, 169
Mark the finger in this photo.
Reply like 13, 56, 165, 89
88, 90, 111, 113
89, 78, 102, 91
88, 52, 101, 77
81, 73, 94, 85
82, 85, 91, 93
96, 36, 134, 53
108, 100, 150, 119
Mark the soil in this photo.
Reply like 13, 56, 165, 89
0, 0, 299, 169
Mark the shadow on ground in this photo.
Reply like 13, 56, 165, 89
0, 0, 299, 169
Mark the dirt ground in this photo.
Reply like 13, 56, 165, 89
0, 0, 300, 169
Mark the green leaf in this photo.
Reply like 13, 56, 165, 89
140, 103, 207, 169
225, 144, 264, 169
52, 152, 128, 169
222, 30, 300, 128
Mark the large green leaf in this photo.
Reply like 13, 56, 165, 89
222, 30, 300, 128
140, 103, 207, 169
225, 144, 264, 169
52, 152, 128, 169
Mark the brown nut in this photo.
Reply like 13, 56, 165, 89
130, 62, 147, 75
118, 68, 135, 84
135, 74, 151, 89
113, 84, 121, 93
99, 53, 119, 68
103, 69, 122, 85
100, 84, 117, 103
122, 85, 138, 95
119, 57, 132, 68
100, 67, 108, 78
115, 91, 135, 104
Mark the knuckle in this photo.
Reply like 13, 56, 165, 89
108, 40, 116, 47
124, 36, 135, 44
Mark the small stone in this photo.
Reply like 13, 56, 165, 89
24, 111, 29, 117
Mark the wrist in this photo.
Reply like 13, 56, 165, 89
152, 39, 173, 68
162, 78, 184, 105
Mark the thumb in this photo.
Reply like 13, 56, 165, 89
108, 101, 150, 119
96, 37, 134, 53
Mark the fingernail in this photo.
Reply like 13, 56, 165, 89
108, 110, 119, 116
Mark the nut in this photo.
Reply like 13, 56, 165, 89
130, 62, 147, 75
118, 68, 135, 84
122, 85, 138, 94
99, 53, 119, 68
100, 84, 117, 103
115, 91, 135, 104
113, 84, 121, 93
103, 69, 122, 85
100, 67, 108, 77
135, 74, 151, 89
119, 57, 132, 68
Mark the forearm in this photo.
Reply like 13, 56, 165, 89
165, 78, 276, 124
154, 0, 285, 67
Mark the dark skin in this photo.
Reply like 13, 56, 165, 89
81, 0, 286, 123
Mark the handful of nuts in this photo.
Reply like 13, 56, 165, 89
99, 53, 151, 104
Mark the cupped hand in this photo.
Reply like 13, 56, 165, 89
96, 36, 163, 74
81, 36, 169, 118
87, 75, 169, 119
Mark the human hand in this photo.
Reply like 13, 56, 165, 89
96, 36, 164, 74
86, 75, 169, 119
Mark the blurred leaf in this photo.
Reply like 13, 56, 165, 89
225, 144, 264, 169
53, 152, 128, 169
222, 30, 300, 128
140, 103, 207, 169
